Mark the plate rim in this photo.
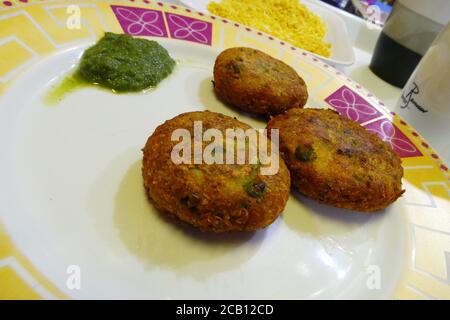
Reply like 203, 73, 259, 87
0, 0, 448, 300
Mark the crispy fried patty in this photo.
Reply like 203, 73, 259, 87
213, 47, 308, 116
142, 111, 291, 232
267, 108, 404, 212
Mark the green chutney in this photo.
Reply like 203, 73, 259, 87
78, 32, 176, 92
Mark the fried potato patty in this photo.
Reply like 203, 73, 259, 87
267, 108, 404, 212
213, 47, 308, 116
142, 111, 291, 232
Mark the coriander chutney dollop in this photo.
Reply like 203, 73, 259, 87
78, 32, 175, 92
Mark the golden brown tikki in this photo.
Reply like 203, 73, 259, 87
213, 47, 308, 116
267, 108, 404, 212
142, 111, 290, 232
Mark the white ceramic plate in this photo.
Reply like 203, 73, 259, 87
179, 0, 356, 65
0, 0, 449, 300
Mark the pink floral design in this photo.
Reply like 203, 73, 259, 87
111, 6, 167, 37
365, 119, 422, 158
325, 86, 382, 123
165, 13, 212, 45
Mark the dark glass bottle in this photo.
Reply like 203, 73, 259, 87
370, 32, 423, 88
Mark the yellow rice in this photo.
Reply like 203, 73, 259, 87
207, 0, 331, 57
